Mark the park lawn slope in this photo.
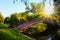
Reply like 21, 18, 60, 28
0, 29, 30, 40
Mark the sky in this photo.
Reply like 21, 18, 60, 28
0, 0, 53, 17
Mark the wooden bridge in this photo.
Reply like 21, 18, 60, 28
17, 18, 58, 40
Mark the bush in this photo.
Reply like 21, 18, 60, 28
0, 23, 7, 29
0, 29, 30, 40
58, 18, 60, 25
23, 27, 41, 34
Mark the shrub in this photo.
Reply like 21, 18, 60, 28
0, 23, 7, 29
23, 27, 41, 34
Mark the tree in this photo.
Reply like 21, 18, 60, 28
54, 0, 60, 15
0, 12, 4, 23
19, 11, 29, 23
10, 13, 20, 27
13, 0, 53, 18
20, 0, 46, 18
0, 23, 7, 29
31, 2, 45, 18
4, 17, 10, 24
10, 12, 29, 27
54, 0, 57, 2
13, 0, 55, 11
4, 17, 11, 27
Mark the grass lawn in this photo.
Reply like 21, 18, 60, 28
0, 29, 30, 40
0, 23, 7, 28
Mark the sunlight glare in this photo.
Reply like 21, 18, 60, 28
44, 0, 54, 16
44, 5, 54, 15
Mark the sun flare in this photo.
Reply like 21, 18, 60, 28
43, 0, 54, 17
44, 5, 54, 16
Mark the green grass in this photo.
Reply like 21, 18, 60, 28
0, 23, 7, 29
0, 29, 30, 40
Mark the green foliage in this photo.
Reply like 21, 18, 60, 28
57, 30, 60, 36
58, 18, 60, 24
0, 23, 7, 29
0, 29, 30, 40
6, 0, 50, 27
0, 13, 4, 23
31, 2, 45, 18
6, 11, 39, 27
27, 14, 38, 21
27, 15, 35, 21
10, 13, 21, 27
54, 0, 57, 2
4, 17, 10, 24
57, 17, 60, 29
23, 27, 41, 34
33, 23, 47, 27
19, 12, 29, 23
5, 12, 29, 27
